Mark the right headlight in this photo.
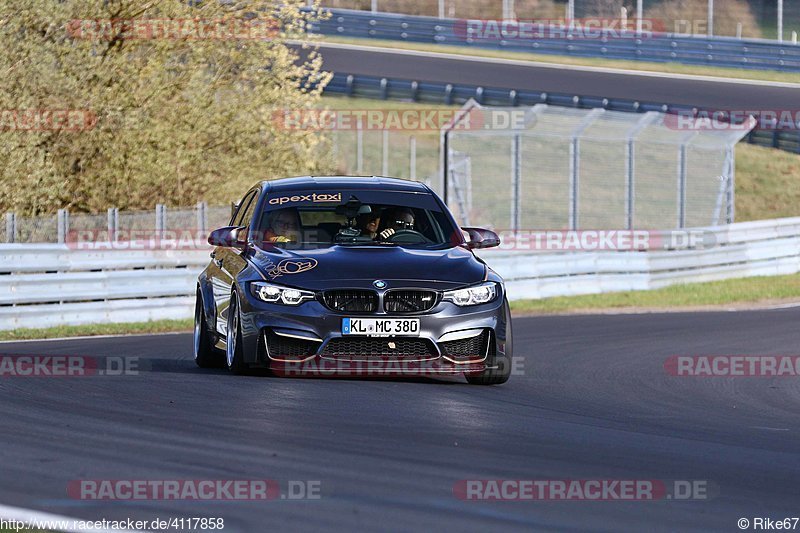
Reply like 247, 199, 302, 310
443, 282, 497, 307
250, 282, 315, 305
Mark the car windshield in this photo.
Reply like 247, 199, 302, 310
252, 191, 459, 250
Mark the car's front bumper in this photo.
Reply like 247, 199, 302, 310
237, 289, 509, 376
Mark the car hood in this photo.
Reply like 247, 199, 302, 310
250, 245, 486, 291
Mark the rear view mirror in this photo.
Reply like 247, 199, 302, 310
208, 226, 247, 249
461, 227, 501, 249
335, 196, 367, 219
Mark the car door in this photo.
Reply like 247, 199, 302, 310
212, 188, 259, 336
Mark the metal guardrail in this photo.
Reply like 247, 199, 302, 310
2, 217, 800, 329
323, 72, 800, 154
481, 217, 800, 299
0, 245, 209, 330
313, 8, 800, 72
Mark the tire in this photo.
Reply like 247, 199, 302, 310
194, 292, 222, 368
225, 292, 249, 375
466, 299, 513, 386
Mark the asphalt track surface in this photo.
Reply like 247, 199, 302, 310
1, 309, 799, 532
311, 43, 800, 110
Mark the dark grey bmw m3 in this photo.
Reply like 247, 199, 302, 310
194, 176, 512, 385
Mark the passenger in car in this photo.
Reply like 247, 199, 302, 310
264, 208, 301, 243
356, 209, 382, 239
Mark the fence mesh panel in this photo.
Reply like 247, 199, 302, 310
15, 214, 57, 243
449, 132, 513, 229
166, 208, 201, 235
208, 206, 233, 230
118, 210, 156, 234
686, 142, 731, 227
520, 133, 571, 229
444, 103, 753, 230
332, 129, 440, 190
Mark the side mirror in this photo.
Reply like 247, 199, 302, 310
208, 226, 247, 249
462, 227, 501, 250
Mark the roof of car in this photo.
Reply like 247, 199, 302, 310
261, 176, 430, 194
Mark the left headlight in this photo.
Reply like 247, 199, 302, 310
251, 282, 315, 305
443, 281, 498, 307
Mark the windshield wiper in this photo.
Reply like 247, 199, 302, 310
336, 240, 397, 246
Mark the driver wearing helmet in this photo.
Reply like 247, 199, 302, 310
376, 207, 415, 241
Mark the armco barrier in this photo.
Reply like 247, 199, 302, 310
0, 244, 210, 330
312, 8, 800, 72
481, 218, 800, 299
1, 217, 800, 330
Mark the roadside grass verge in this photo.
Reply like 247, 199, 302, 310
319, 36, 800, 85
0, 318, 193, 342
509, 273, 800, 315
733, 143, 800, 222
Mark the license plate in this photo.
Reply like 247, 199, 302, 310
342, 318, 420, 337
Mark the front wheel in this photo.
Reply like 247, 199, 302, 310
194, 292, 222, 368
225, 293, 249, 375
466, 299, 513, 385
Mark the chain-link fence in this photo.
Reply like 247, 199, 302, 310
331, 129, 440, 191
3, 100, 754, 241
2, 204, 232, 244
442, 102, 754, 230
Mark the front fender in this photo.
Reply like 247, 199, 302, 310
234, 280, 262, 365
197, 270, 216, 333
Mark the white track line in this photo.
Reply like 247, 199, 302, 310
312, 41, 800, 89
0, 502, 146, 533
514, 300, 800, 317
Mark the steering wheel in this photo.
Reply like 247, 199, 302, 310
385, 229, 432, 244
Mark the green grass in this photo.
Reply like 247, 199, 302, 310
0, 318, 192, 342
733, 143, 800, 221
510, 273, 800, 315
321, 36, 800, 85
